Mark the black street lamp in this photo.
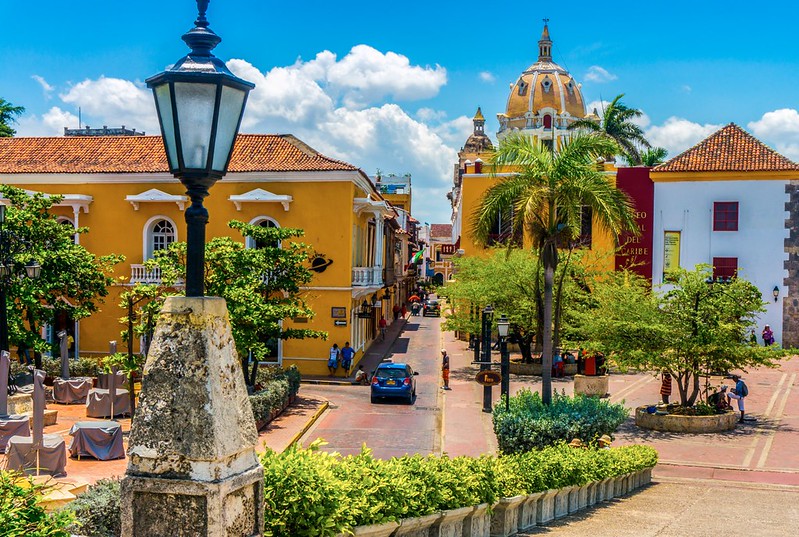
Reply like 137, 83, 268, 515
0, 205, 42, 380
497, 314, 510, 410
146, 0, 254, 297
481, 304, 494, 413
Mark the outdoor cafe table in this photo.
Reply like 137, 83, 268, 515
0, 415, 30, 453
85, 388, 130, 418
53, 377, 93, 404
5, 433, 67, 476
68, 420, 125, 461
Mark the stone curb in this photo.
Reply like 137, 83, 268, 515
285, 400, 329, 451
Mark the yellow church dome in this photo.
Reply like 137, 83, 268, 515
499, 23, 586, 135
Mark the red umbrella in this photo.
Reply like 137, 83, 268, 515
408, 295, 421, 302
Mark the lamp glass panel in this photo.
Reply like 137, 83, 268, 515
497, 321, 509, 337
211, 85, 246, 172
153, 84, 179, 169
173, 82, 217, 169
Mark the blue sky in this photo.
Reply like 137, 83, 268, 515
3, 1, 799, 225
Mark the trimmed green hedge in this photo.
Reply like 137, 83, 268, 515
261, 439, 658, 537
493, 389, 630, 453
40, 356, 99, 379
250, 365, 302, 425
0, 471, 74, 537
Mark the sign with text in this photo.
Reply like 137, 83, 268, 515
475, 370, 501, 386
663, 231, 681, 279
615, 167, 654, 280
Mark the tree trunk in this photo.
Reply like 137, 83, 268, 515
542, 260, 555, 405
518, 332, 533, 363
534, 263, 544, 353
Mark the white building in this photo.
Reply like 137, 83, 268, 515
651, 123, 799, 345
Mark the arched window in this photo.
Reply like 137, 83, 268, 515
145, 218, 176, 260
246, 217, 281, 249
543, 114, 553, 129
57, 217, 77, 244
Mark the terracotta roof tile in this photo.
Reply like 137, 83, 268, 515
430, 223, 452, 239
0, 134, 359, 174
653, 123, 799, 173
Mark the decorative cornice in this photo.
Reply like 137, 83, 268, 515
125, 189, 188, 211
228, 188, 293, 211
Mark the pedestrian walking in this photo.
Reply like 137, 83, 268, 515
762, 325, 775, 346
379, 315, 387, 341
660, 371, 672, 404
340, 341, 354, 377
726, 374, 749, 423
327, 343, 340, 376
441, 348, 451, 390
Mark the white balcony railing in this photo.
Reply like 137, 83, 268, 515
130, 264, 163, 284
352, 266, 383, 287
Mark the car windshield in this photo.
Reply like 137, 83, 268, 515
428, 300, 439, 306
375, 367, 409, 379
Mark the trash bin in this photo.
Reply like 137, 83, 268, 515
584, 354, 597, 376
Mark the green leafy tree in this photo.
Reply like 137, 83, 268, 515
148, 220, 326, 384
110, 283, 167, 416
0, 186, 123, 368
570, 94, 650, 164
472, 133, 638, 404
640, 147, 668, 167
576, 266, 787, 406
0, 98, 24, 137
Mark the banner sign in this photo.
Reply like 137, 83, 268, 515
663, 231, 681, 278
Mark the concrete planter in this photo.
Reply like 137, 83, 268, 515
599, 478, 614, 502
393, 512, 442, 537
586, 482, 598, 507
518, 492, 543, 531
554, 486, 575, 519
509, 362, 577, 376
577, 483, 589, 510
642, 467, 653, 485
573, 374, 609, 397
431, 506, 474, 537
613, 475, 627, 497
463, 503, 490, 537
536, 489, 558, 525
635, 406, 738, 433
489, 495, 526, 537
336, 521, 399, 537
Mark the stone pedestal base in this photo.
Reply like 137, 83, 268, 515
121, 465, 263, 537
7, 393, 33, 415
574, 375, 609, 397
122, 297, 263, 536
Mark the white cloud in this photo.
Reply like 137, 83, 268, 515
479, 71, 495, 83
681, 85, 692, 94
645, 117, 722, 156
59, 76, 158, 133
31, 75, 54, 98
14, 48, 457, 224
584, 66, 617, 83
585, 99, 609, 117
748, 108, 799, 160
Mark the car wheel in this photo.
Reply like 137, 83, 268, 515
371, 395, 378, 404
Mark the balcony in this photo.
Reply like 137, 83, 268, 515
352, 266, 383, 287
130, 264, 163, 284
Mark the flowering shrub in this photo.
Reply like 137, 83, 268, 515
493, 389, 629, 453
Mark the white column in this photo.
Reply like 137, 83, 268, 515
72, 206, 81, 244
374, 214, 384, 286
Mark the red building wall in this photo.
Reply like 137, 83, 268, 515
615, 167, 654, 281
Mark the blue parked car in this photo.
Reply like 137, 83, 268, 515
370, 362, 418, 404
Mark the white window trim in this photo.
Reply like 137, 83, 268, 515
142, 215, 179, 261
246, 216, 281, 249
229, 188, 293, 212
126, 189, 188, 211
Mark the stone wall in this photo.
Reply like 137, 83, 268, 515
783, 181, 799, 347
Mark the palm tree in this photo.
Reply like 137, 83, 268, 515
570, 94, 650, 165
640, 147, 668, 167
0, 98, 25, 137
472, 133, 638, 404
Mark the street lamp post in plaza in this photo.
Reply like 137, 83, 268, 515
497, 314, 510, 411
481, 304, 494, 413
145, 0, 254, 297
122, 2, 262, 535
0, 205, 42, 369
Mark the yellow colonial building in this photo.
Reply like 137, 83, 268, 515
450, 23, 617, 270
0, 133, 417, 375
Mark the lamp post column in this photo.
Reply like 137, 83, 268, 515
481, 305, 493, 413
183, 183, 211, 297
500, 335, 509, 410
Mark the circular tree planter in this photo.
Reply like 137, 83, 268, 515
635, 406, 738, 433
574, 374, 609, 397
